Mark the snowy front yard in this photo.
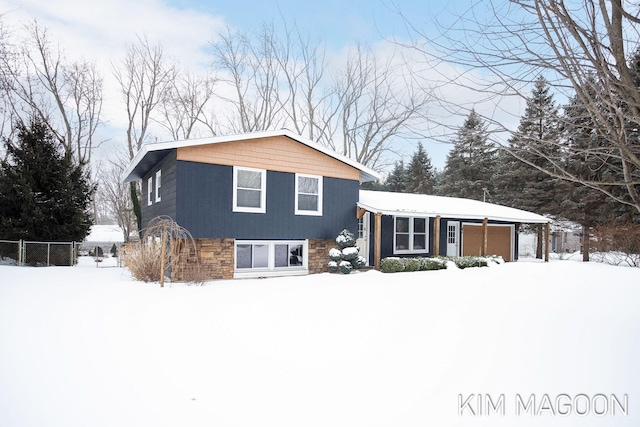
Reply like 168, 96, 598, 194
0, 257, 639, 427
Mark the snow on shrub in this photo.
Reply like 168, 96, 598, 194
380, 255, 500, 273
328, 229, 365, 274
327, 261, 339, 273
336, 229, 356, 249
329, 248, 343, 262
380, 257, 404, 273
342, 246, 359, 261
339, 260, 353, 274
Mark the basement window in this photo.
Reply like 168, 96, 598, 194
235, 240, 307, 278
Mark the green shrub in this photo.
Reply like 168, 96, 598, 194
419, 257, 447, 271
380, 257, 404, 273
328, 261, 339, 273
339, 260, 353, 274
453, 256, 488, 269
402, 257, 421, 272
380, 255, 501, 273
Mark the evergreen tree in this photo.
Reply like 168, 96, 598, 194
0, 118, 95, 241
495, 77, 565, 214
404, 142, 436, 194
561, 77, 613, 225
440, 109, 496, 200
384, 160, 407, 192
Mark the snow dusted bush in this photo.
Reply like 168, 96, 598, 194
336, 229, 356, 249
353, 256, 367, 269
380, 257, 404, 273
380, 255, 500, 273
342, 246, 359, 261
327, 229, 365, 274
328, 261, 339, 273
329, 248, 343, 262
419, 257, 447, 271
339, 260, 353, 274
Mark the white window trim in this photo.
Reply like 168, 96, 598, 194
234, 240, 309, 278
155, 170, 162, 203
393, 216, 429, 254
147, 176, 153, 206
233, 166, 267, 213
294, 173, 323, 216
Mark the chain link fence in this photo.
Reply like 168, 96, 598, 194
0, 240, 77, 266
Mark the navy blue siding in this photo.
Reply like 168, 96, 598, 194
141, 151, 177, 228
175, 161, 358, 239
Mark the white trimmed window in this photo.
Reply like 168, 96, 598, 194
295, 174, 322, 216
155, 170, 162, 202
394, 216, 428, 254
235, 240, 307, 278
147, 176, 153, 206
233, 167, 266, 213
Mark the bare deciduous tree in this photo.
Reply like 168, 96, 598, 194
0, 21, 104, 164
211, 24, 286, 133
210, 22, 431, 169
399, 0, 640, 213
156, 70, 219, 140
332, 45, 431, 168
113, 36, 176, 230
96, 156, 137, 242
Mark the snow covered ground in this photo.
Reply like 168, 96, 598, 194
0, 257, 639, 427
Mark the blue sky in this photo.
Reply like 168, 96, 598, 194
0, 0, 509, 171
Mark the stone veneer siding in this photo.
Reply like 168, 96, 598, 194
307, 239, 335, 274
171, 238, 335, 281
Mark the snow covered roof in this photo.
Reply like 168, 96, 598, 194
358, 190, 550, 224
84, 225, 124, 243
122, 130, 381, 183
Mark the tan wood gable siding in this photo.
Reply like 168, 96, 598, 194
176, 135, 361, 181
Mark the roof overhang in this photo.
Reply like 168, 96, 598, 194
122, 130, 382, 183
357, 190, 550, 224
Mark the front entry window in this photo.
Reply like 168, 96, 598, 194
394, 216, 429, 254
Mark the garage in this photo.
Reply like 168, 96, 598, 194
462, 224, 513, 261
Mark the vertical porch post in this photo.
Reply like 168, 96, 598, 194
545, 221, 551, 262
481, 217, 488, 256
374, 212, 382, 270
433, 215, 441, 256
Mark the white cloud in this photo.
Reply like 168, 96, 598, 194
1, 0, 225, 69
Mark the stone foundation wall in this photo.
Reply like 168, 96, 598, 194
171, 237, 335, 281
308, 239, 335, 274
171, 238, 235, 281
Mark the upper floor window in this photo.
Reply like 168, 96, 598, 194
295, 173, 323, 216
155, 170, 162, 203
394, 216, 428, 254
233, 166, 266, 213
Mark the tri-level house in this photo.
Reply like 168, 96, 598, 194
122, 130, 380, 280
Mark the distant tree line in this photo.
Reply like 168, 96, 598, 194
369, 72, 639, 259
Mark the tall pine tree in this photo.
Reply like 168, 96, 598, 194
0, 118, 95, 241
384, 160, 407, 192
496, 77, 565, 214
404, 142, 436, 194
440, 109, 496, 200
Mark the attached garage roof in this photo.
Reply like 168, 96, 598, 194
358, 190, 550, 224
122, 129, 381, 183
